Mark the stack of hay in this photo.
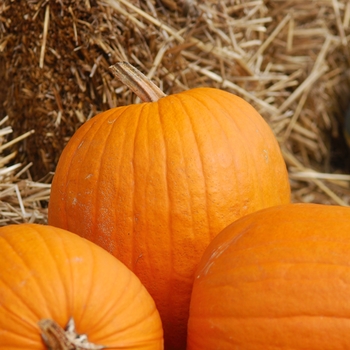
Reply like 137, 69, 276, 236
0, 116, 51, 224
0, 0, 350, 224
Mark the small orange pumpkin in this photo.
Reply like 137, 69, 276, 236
0, 224, 163, 349
48, 62, 290, 349
188, 203, 350, 350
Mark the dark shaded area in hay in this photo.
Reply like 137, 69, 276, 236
2, 1, 118, 177
1, 0, 350, 208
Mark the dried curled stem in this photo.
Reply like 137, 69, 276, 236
109, 61, 166, 103
38, 318, 105, 350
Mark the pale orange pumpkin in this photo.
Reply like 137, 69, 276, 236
188, 203, 350, 350
0, 223, 163, 350
48, 62, 290, 349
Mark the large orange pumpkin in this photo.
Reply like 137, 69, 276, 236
188, 203, 350, 350
0, 224, 163, 350
48, 62, 290, 349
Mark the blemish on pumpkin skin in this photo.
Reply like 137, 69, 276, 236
263, 149, 269, 164
136, 253, 143, 266
85, 174, 93, 179
70, 257, 83, 263
196, 232, 245, 279
19, 279, 27, 287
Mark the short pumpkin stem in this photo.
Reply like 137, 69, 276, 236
109, 61, 166, 102
38, 318, 105, 350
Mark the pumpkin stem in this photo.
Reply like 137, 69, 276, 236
109, 61, 167, 102
38, 318, 105, 350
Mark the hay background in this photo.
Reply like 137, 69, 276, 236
1, 0, 350, 224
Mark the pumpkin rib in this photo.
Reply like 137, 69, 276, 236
155, 100, 174, 281
99, 282, 161, 346
125, 103, 150, 268
0, 233, 55, 345
177, 91, 246, 214
131, 103, 147, 272
88, 112, 120, 235
198, 246, 350, 284
0, 235, 50, 324
177, 90, 269, 219
72, 232, 157, 344
133, 102, 163, 274
188, 325, 332, 350
0, 326, 36, 344
199, 217, 350, 261
62, 233, 96, 330
184, 88, 257, 140
80, 270, 143, 344
88, 273, 138, 340
32, 227, 77, 324
42, 226, 75, 319
64, 229, 121, 336
88, 256, 156, 342
187, 94, 232, 234
199, 261, 350, 279
61, 111, 111, 230
208, 228, 350, 255
190, 313, 350, 321
154, 99, 180, 326
63, 118, 102, 232
108, 282, 153, 335
194, 279, 350, 304
42, 225, 96, 326
134, 103, 151, 272
229, 100, 267, 208
169, 95, 225, 257
206, 241, 350, 257
41, 225, 117, 338
194, 91, 270, 209
162, 93, 215, 242
71, 106, 132, 256
170, 94, 212, 235
161, 94, 209, 239
198, 89, 288, 208
194, 91, 262, 213
0, 280, 37, 338
100, 106, 136, 258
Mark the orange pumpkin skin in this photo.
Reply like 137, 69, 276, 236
0, 224, 163, 350
188, 203, 350, 350
48, 87, 290, 349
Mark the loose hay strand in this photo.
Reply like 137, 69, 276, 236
39, 4, 50, 69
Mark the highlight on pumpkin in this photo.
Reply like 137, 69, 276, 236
48, 61, 290, 350
0, 224, 163, 350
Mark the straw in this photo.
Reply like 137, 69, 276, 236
0, 117, 51, 224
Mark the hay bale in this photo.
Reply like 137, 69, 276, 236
1, 0, 350, 220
